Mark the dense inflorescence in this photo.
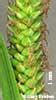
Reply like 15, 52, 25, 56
7, 0, 50, 98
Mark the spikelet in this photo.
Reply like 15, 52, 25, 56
7, 0, 50, 99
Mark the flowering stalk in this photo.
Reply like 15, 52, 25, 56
7, 0, 50, 99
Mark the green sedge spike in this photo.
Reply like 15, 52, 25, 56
7, 0, 50, 99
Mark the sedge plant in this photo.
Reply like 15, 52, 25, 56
7, 0, 50, 99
